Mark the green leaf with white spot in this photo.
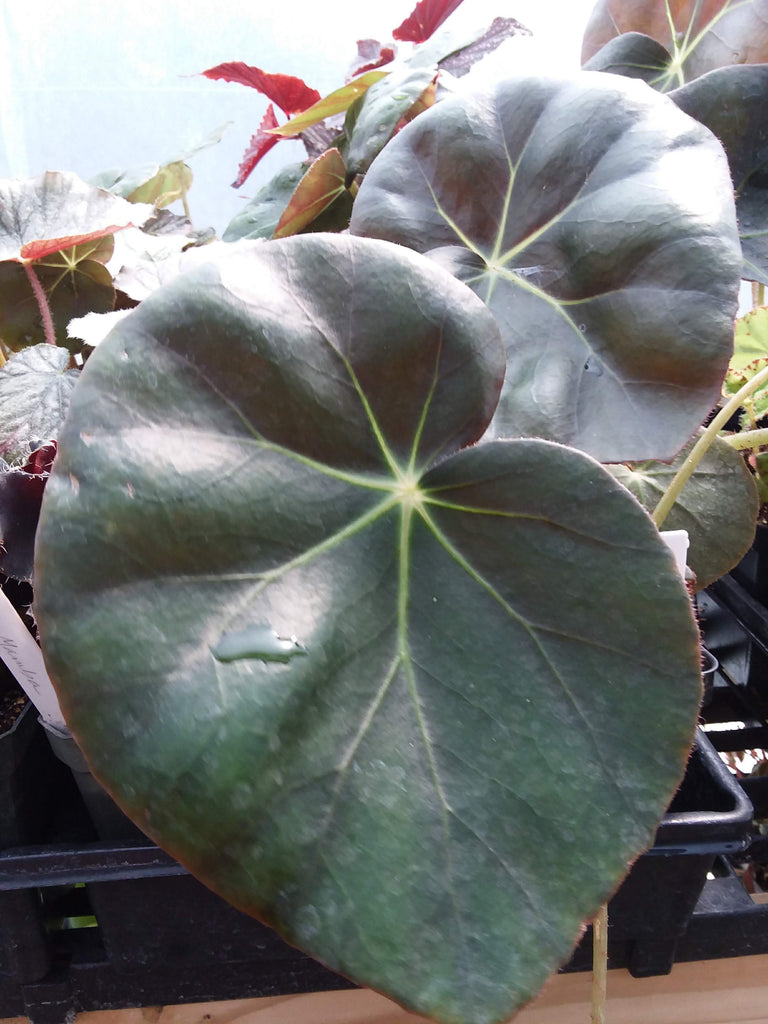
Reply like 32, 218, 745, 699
350, 73, 741, 463
35, 234, 702, 1024
611, 431, 759, 589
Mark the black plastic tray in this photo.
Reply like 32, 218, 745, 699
0, 717, 755, 1024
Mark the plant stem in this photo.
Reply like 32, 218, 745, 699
724, 427, 768, 450
591, 903, 608, 1024
22, 261, 56, 345
652, 363, 768, 529
752, 281, 765, 308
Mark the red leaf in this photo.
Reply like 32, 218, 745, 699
392, 0, 466, 42
273, 148, 347, 239
20, 227, 126, 262
348, 40, 396, 78
232, 105, 283, 189
23, 442, 57, 477
201, 63, 320, 116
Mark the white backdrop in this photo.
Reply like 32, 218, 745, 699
0, 0, 598, 233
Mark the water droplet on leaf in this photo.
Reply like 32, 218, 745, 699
211, 624, 308, 664
584, 356, 603, 376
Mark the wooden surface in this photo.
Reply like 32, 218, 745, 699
4, 955, 768, 1024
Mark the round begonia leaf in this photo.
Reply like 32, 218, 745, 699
350, 73, 741, 463
0, 171, 151, 262
0, 257, 115, 353
581, 0, 768, 91
611, 432, 759, 589
35, 234, 702, 1024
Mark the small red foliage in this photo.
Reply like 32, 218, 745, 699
232, 105, 283, 189
349, 40, 396, 78
392, 0, 466, 42
201, 63, 320, 116
23, 442, 57, 477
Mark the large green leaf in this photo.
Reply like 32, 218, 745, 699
581, 0, 768, 91
611, 432, 759, 588
35, 235, 702, 1024
670, 65, 768, 284
350, 73, 741, 463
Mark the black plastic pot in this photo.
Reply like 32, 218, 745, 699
564, 728, 753, 978
0, 700, 37, 850
42, 722, 146, 843
0, 698, 79, 986
701, 577, 768, 723
729, 522, 768, 605
707, 525, 768, 712
0, 691, 79, 852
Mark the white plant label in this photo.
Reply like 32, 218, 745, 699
0, 587, 67, 731
660, 529, 689, 581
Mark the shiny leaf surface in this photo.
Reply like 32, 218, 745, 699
581, 0, 768, 90
350, 74, 741, 462
35, 235, 702, 1024
582, 31, 673, 84
670, 65, 768, 283
342, 64, 438, 177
